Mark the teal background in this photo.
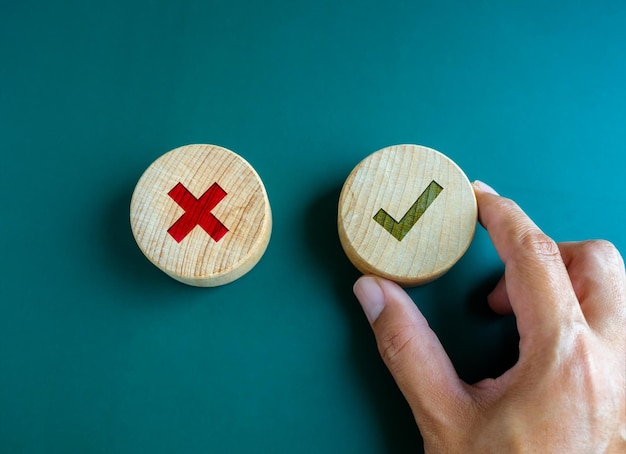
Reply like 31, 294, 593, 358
1, 1, 625, 452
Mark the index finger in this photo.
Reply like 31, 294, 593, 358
473, 181, 584, 344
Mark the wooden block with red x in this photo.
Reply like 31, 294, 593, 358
130, 144, 272, 287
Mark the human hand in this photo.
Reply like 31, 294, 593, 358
353, 181, 626, 453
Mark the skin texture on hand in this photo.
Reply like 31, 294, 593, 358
353, 181, 626, 453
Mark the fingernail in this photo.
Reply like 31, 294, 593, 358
473, 180, 499, 195
353, 276, 385, 324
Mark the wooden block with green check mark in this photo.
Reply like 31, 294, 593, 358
373, 180, 444, 241
338, 145, 477, 286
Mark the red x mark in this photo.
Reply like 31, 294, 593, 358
167, 182, 229, 243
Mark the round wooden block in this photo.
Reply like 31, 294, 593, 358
130, 144, 272, 287
338, 144, 477, 286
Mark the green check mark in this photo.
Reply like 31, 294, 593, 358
373, 180, 444, 241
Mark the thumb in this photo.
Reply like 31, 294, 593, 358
353, 276, 470, 428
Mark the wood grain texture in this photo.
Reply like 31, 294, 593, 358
130, 144, 272, 287
338, 144, 477, 286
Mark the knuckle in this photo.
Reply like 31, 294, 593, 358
518, 230, 561, 260
377, 324, 417, 368
579, 239, 625, 267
